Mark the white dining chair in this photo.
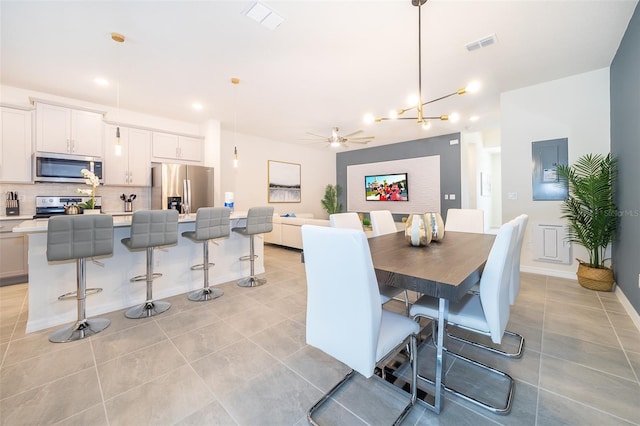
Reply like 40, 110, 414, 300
302, 225, 419, 425
410, 220, 518, 414
447, 215, 527, 359
509, 214, 529, 305
370, 210, 397, 236
368, 210, 411, 315
444, 208, 484, 233
329, 212, 362, 230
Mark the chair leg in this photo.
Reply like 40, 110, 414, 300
189, 241, 223, 301
307, 334, 418, 426
416, 316, 516, 415
49, 258, 110, 343
447, 327, 525, 358
238, 235, 266, 287
126, 248, 171, 318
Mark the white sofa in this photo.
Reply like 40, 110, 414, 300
264, 213, 330, 249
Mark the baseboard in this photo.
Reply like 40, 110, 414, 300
614, 287, 640, 331
520, 265, 576, 280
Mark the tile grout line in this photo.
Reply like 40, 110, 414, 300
0, 285, 28, 370
159, 311, 243, 425
533, 275, 549, 426
597, 292, 640, 385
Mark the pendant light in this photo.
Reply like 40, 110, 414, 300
364, 0, 480, 129
112, 32, 125, 156
231, 77, 240, 168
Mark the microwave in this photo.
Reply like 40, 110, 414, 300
33, 152, 103, 184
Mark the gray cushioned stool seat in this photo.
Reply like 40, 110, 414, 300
46, 214, 114, 343
121, 210, 179, 318
232, 206, 274, 287
182, 207, 231, 301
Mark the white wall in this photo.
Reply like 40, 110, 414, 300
501, 67, 611, 278
219, 129, 336, 219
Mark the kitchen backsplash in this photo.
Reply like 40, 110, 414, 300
0, 183, 151, 216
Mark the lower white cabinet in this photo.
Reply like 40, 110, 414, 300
0, 220, 28, 283
104, 124, 151, 186
0, 107, 33, 183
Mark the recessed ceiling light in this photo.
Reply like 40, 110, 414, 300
94, 77, 109, 87
470, 115, 479, 122
192, 103, 203, 111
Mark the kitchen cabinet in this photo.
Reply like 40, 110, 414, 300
0, 219, 28, 284
104, 124, 151, 186
35, 102, 104, 157
152, 132, 202, 163
0, 106, 33, 183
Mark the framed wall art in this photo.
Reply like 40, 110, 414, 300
268, 160, 301, 203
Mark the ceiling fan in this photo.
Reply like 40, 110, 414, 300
305, 127, 374, 148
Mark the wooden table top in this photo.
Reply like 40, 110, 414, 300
368, 230, 495, 303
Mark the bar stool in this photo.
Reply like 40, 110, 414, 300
232, 206, 274, 287
121, 210, 178, 318
46, 214, 114, 343
181, 207, 230, 301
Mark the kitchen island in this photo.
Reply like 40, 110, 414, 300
13, 213, 263, 333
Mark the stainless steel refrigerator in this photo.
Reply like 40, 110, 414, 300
151, 164, 214, 213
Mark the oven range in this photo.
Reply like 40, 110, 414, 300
34, 196, 103, 219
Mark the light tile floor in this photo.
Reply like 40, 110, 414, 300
1, 244, 639, 425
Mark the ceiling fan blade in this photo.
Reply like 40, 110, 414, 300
349, 136, 375, 140
306, 132, 328, 139
348, 140, 370, 145
342, 130, 363, 138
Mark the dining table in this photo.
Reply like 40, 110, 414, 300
367, 229, 496, 414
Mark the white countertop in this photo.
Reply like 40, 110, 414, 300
12, 211, 248, 233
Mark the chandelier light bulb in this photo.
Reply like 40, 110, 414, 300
422, 121, 431, 130
389, 110, 398, 120
449, 112, 460, 123
407, 94, 419, 107
465, 81, 481, 93
363, 113, 375, 124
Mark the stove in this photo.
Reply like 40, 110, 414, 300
34, 196, 103, 219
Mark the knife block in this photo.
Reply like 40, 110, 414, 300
6, 200, 19, 216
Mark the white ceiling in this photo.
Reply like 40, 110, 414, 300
1, 0, 637, 150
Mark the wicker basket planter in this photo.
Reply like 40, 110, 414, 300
576, 261, 615, 292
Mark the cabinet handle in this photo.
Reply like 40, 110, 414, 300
71, 140, 76, 153
67, 139, 71, 152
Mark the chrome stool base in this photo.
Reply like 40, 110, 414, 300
49, 318, 110, 343
125, 300, 171, 319
238, 276, 266, 287
188, 287, 224, 301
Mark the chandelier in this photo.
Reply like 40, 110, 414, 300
364, 0, 479, 129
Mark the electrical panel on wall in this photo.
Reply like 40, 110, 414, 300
531, 138, 568, 201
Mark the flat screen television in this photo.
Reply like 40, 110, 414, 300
365, 173, 408, 201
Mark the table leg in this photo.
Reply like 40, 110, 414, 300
433, 297, 448, 413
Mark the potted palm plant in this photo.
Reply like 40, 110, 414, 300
556, 153, 618, 291
321, 184, 342, 215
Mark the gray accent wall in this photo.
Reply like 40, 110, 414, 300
336, 133, 461, 220
611, 3, 639, 315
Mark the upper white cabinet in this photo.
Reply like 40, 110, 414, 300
0, 106, 33, 183
104, 124, 151, 186
35, 102, 103, 157
152, 132, 202, 163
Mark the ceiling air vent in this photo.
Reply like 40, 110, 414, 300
465, 33, 498, 52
